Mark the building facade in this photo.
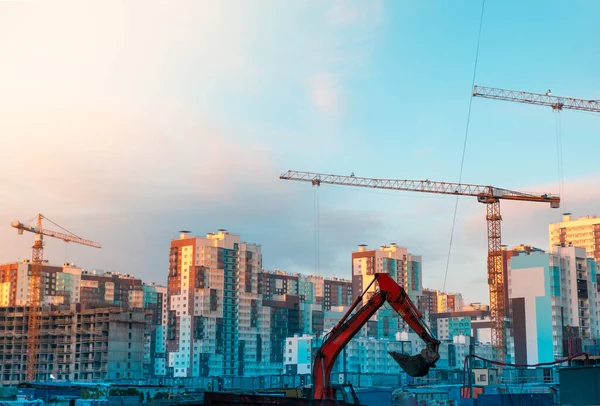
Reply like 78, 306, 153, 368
352, 244, 422, 305
509, 246, 600, 364
0, 261, 145, 310
283, 331, 494, 376
0, 306, 148, 384
430, 310, 492, 343
283, 334, 313, 375
446, 293, 464, 312
351, 244, 423, 335
549, 214, 600, 263
142, 283, 168, 377
167, 230, 279, 378
419, 289, 448, 315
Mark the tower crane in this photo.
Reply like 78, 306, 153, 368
473, 86, 600, 112
11, 214, 101, 382
280, 170, 560, 364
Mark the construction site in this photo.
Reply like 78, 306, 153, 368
2, 1, 600, 406
0, 306, 147, 384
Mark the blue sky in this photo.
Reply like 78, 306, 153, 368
1, 1, 599, 303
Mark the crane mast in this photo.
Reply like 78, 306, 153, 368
473, 85, 600, 112
11, 214, 101, 382
280, 170, 560, 364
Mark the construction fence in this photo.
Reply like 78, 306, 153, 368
140, 371, 465, 390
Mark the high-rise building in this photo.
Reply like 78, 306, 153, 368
264, 295, 301, 367
351, 244, 423, 337
418, 289, 447, 315
446, 293, 464, 312
499, 245, 545, 317
261, 270, 352, 335
549, 214, 600, 263
142, 283, 168, 377
167, 230, 278, 378
509, 246, 600, 364
352, 244, 422, 304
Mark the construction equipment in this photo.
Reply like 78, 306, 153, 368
11, 214, 101, 382
473, 86, 600, 112
280, 170, 560, 365
312, 272, 440, 400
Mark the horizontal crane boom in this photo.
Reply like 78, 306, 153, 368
11, 221, 101, 249
280, 170, 560, 206
473, 85, 600, 112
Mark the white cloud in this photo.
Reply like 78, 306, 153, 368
307, 72, 343, 116
0, 103, 284, 218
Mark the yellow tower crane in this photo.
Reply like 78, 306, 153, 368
11, 214, 101, 382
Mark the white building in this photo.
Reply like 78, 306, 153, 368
167, 230, 280, 378
509, 245, 600, 364
549, 214, 600, 263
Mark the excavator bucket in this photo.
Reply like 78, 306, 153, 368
388, 351, 434, 377
388, 342, 441, 377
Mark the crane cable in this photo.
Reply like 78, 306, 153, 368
314, 186, 320, 277
554, 110, 566, 215
443, 0, 486, 293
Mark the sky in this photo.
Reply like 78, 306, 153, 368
1, 1, 599, 303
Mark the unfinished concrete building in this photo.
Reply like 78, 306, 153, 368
0, 306, 149, 384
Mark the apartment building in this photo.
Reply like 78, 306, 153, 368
351, 244, 423, 336
262, 270, 352, 311
446, 293, 464, 312
509, 246, 600, 364
419, 289, 448, 315
499, 245, 545, 317
430, 310, 491, 343
167, 230, 280, 378
260, 270, 353, 338
352, 244, 422, 304
0, 261, 70, 306
549, 214, 600, 263
79, 270, 143, 310
142, 283, 168, 377
0, 261, 144, 310
263, 294, 301, 367
0, 306, 148, 384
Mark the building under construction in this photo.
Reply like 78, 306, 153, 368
0, 305, 149, 384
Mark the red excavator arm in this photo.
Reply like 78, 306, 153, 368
312, 273, 440, 400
